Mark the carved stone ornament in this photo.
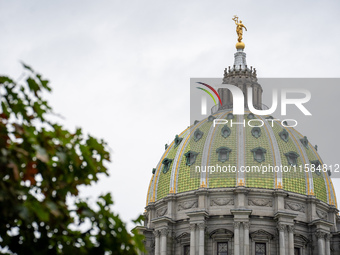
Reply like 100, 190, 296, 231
178, 200, 198, 211
234, 222, 240, 229
243, 222, 250, 229
156, 207, 167, 217
153, 230, 160, 238
250, 229, 274, 240
316, 210, 327, 220
160, 228, 169, 236
325, 233, 331, 241
285, 201, 305, 212
209, 228, 234, 239
315, 230, 326, 239
175, 232, 190, 243
277, 223, 287, 231
248, 198, 273, 207
287, 225, 295, 233
210, 198, 234, 206
198, 223, 206, 230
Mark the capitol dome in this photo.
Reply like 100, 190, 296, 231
137, 29, 339, 255
146, 110, 337, 206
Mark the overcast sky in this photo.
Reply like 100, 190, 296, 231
1, 0, 340, 228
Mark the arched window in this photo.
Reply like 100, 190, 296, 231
193, 128, 204, 142
208, 115, 216, 122
174, 135, 183, 148
221, 125, 231, 138
251, 147, 266, 163
216, 147, 232, 162
247, 113, 255, 119
184, 151, 199, 166
251, 127, 261, 138
284, 152, 299, 166
162, 158, 173, 174
300, 136, 309, 148
279, 129, 289, 142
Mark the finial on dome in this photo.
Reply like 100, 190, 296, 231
232, 15, 247, 50
200, 181, 207, 188
236, 42, 245, 50
238, 179, 245, 186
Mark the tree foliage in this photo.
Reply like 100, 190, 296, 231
0, 64, 144, 254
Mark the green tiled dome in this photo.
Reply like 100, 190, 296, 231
146, 111, 337, 206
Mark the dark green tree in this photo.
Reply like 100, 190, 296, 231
0, 64, 144, 254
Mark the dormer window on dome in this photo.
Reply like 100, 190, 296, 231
251, 127, 261, 138
284, 151, 299, 166
193, 128, 204, 142
247, 113, 255, 119
310, 160, 321, 176
279, 129, 289, 142
251, 147, 266, 163
300, 136, 309, 148
162, 158, 173, 174
208, 115, 216, 122
184, 151, 199, 166
221, 125, 231, 138
174, 135, 183, 148
216, 147, 232, 162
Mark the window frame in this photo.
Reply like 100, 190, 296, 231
255, 242, 266, 255
183, 244, 190, 255
250, 230, 273, 255
216, 242, 228, 255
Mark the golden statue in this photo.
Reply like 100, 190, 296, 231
232, 15, 247, 49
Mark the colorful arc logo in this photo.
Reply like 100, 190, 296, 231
196, 82, 222, 115
196, 82, 222, 106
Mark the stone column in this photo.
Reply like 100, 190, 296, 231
198, 223, 205, 255
190, 224, 196, 255
234, 222, 240, 255
325, 234, 331, 255
288, 225, 294, 255
160, 228, 168, 255
154, 230, 160, 255
316, 231, 325, 255
243, 222, 250, 255
277, 223, 286, 255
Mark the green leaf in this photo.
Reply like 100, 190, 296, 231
21, 62, 34, 72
